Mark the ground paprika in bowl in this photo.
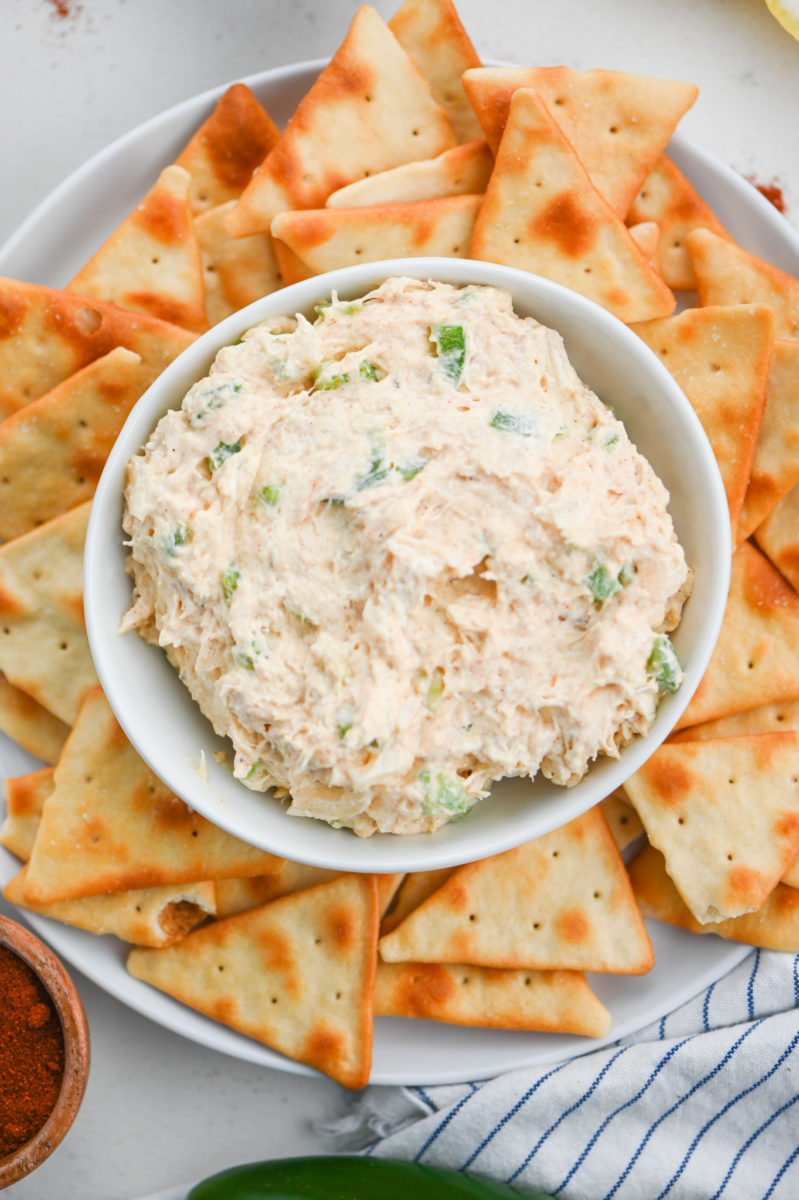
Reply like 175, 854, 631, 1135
0, 914, 90, 1188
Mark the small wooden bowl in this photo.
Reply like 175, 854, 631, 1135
0, 915, 90, 1188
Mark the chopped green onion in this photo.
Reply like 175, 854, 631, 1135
355, 457, 389, 491
313, 370, 350, 391
164, 527, 191, 557
207, 438, 243, 472
397, 455, 427, 481
425, 667, 445, 712
256, 483, 282, 507
430, 323, 466, 385
234, 651, 254, 670
490, 409, 536, 436
604, 432, 620, 449
222, 566, 241, 604
419, 769, 470, 819
586, 560, 621, 605
359, 359, 382, 382
646, 635, 681, 694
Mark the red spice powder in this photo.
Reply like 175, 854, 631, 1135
0, 945, 65, 1159
750, 176, 787, 214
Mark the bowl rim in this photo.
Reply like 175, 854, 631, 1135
84, 255, 731, 873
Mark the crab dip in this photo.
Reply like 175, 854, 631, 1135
121, 277, 691, 837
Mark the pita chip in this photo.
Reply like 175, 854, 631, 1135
380, 868, 455, 936
67, 164, 208, 333
1, 767, 55, 861
175, 82, 281, 215
627, 221, 661, 271
626, 155, 732, 290
0, 502, 97, 725
195, 201, 281, 326
375, 961, 611, 1037
325, 140, 493, 208
0, 677, 69, 766
388, 0, 483, 143
462, 65, 698, 215
600, 789, 644, 852
675, 541, 799, 731
215, 863, 341, 919
272, 194, 482, 275
23, 686, 283, 905
629, 843, 799, 952
271, 238, 313, 287
623, 733, 799, 922
754, 480, 799, 592
0, 347, 144, 540
782, 853, 799, 889
670, 698, 799, 744
378, 808, 653, 974
127, 874, 379, 1088
227, 5, 456, 237
739, 340, 799, 540
633, 304, 774, 539
468, 89, 675, 324
0, 278, 194, 420
687, 227, 799, 339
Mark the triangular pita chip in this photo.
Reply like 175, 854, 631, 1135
0, 677, 69, 766
782, 853, 799, 889
739, 340, 799, 540
215, 863, 341, 919
227, 5, 456, 236
23, 687, 283, 904
0, 278, 195, 420
633, 304, 774, 540
380, 867, 455, 936
271, 238, 313, 286
623, 733, 799, 922
670, 698, 799, 744
626, 221, 661, 271
462, 65, 698, 215
1, 767, 55, 861
687, 227, 799, 339
195, 201, 281, 326
388, 0, 483, 143
629, 843, 799, 952
67, 164, 208, 332
626, 155, 732, 290
374, 961, 611, 1037
0, 502, 97, 725
378, 808, 653, 974
675, 541, 799, 731
468, 89, 675, 324
0, 346, 143, 540
175, 82, 281, 215
127, 874, 379, 1088
272, 194, 482, 275
601, 789, 644, 852
325, 139, 493, 208
754, 480, 799, 591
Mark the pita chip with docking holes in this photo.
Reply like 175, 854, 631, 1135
378, 808, 654, 974
738, 340, 799, 541
0, 347, 144, 541
272, 194, 483, 275
674, 541, 799, 732
0, 677, 69, 766
67, 164, 208, 333
468, 89, 675, 325
271, 239, 313, 287
215, 863, 341, 919
1, 767, 55, 862
175, 82, 281, 216
388, 0, 483, 144
380, 867, 455, 936
0, 501, 97, 726
226, 4, 456, 237
374, 962, 612, 1037
23, 686, 283, 905
629, 844, 799, 953
627, 221, 661, 271
325, 140, 493, 208
195, 201, 282, 326
0, 278, 195, 421
633, 304, 774, 540
687, 227, 799, 339
127, 873, 379, 1089
461, 65, 698, 216
670, 698, 799, 743
600, 790, 644, 852
623, 733, 799, 923
754, 478, 799, 593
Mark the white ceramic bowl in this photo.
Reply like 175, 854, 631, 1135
84, 256, 730, 873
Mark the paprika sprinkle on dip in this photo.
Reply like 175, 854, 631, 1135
0, 944, 65, 1160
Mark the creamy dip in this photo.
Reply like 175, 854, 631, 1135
122, 277, 690, 836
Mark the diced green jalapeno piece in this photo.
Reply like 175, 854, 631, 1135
207, 438, 243, 472
430, 323, 466, 384
604, 432, 620, 449
164, 527, 191, 556
359, 359, 382, 382
356, 457, 389, 491
222, 566, 241, 604
425, 668, 445, 712
419, 769, 470, 819
234, 651, 255, 670
490, 409, 536, 436
243, 760, 262, 782
397, 455, 427, 481
646, 635, 681, 694
337, 721, 353, 739
256, 483, 282, 507
586, 560, 621, 605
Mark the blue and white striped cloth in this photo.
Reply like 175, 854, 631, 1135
353, 950, 799, 1199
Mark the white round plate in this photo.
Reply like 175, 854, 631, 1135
2, 58, 792, 1084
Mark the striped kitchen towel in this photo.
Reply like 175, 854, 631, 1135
340, 950, 799, 1199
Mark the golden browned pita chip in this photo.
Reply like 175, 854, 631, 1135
127, 874, 379, 1088
378, 808, 653, 974
629, 844, 799, 952
227, 5, 456, 237
624, 733, 799, 922
600, 789, 644, 852
739, 340, 799, 540
215, 863, 341, 918
380, 868, 455, 936
24, 687, 283, 904
388, 0, 483, 143
1, 767, 55, 861
0, 278, 195, 420
375, 961, 611, 1036
176, 82, 281, 215
195, 201, 281, 326
0, 502, 97, 725
272, 194, 482, 275
633, 304, 774, 540
270, 238, 313, 286
462, 66, 698, 215
0, 347, 143, 540
325, 140, 493, 208
377, 873, 404, 917
469, 89, 675, 324
782, 854, 799, 889
687, 227, 799, 339
670, 699, 799, 743
67, 165, 208, 333
755, 480, 799, 591
675, 541, 799, 730
627, 221, 661, 271
0, 677, 69, 766
626, 155, 732, 290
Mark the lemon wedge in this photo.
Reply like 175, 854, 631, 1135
765, 0, 799, 40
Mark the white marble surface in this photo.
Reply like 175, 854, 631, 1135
1, 2, 798, 1197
